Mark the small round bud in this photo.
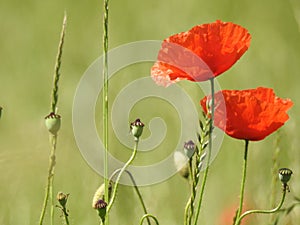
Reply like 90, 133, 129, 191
184, 140, 196, 158
94, 199, 107, 222
45, 112, 61, 135
130, 118, 144, 140
174, 151, 189, 179
278, 168, 293, 184
57, 192, 69, 208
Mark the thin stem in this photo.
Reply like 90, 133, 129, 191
235, 189, 286, 225
269, 133, 281, 224
139, 214, 160, 225
107, 140, 139, 212
109, 169, 151, 225
102, 0, 110, 223
51, 13, 67, 113
186, 158, 196, 225
193, 78, 215, 225
102, 0, 109, 223
234, 140, 249, 225
39, 135, 58, 225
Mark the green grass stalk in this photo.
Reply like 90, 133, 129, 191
193, 78, 215, 225
38, 13, 66, 225
102, 1, 109, 223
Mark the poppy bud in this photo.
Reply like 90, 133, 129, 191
174, 151, 189, 179
94, 199, 107, 222
184, 140, 196, 158
130, 118, 144, 140
278, 168, 293, 184
57, 192, 69, 208
92, 183, 112, 209
45, 112, 61, 135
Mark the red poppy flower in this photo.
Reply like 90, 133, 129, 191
200, 87, 293, 141
151, 20, 251, 87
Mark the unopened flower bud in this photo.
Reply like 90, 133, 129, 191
130, 118, 144, 140
184, 140, 196, 158
92, 183, 112, 209
278, 168, 293, 184
94, 199, 107, 222
57, 192, 69, 208
45, 112, 61, 135
174, 151, 189, 179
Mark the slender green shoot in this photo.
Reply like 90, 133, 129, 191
235, 189, 286, 225
109, 169, 151, 225
193, 78, 215, 225
102, 1, 110, 223
139, 214, 160, 225
39, 13, 67, 225
234, 140, 249, 225
107, 140, 139, 212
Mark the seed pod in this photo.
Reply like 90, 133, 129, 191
278, 168, 293, 184
183, 140, 196, 158
130, 118, 144, 140
45, 112, 61, 135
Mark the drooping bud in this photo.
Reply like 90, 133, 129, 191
57, 192, 69, 208
174, 151, 189, 179
45, 112, 61, 135
130, 118, 144, 141
184, 140, 196, 158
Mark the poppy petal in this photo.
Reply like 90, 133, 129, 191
200, 87, 293, 141
151, 20, 251, 86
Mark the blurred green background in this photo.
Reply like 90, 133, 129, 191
1, 0, 300, 224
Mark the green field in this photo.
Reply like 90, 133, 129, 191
1, 0, 300, 224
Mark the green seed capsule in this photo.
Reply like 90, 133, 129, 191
130, 118, 144, 140
278, 168, 293, 184
184, 140, 196, 158
45, 112, 61, 135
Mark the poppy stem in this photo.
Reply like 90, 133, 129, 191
102, 0, 109, 223
234, 139, 249, 225
109, 169, 151, 225
139, 214, 160, 225
106, 139, 139, 213
193, 78, 215, 225
235, 188, 286, 224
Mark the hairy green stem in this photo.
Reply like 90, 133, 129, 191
193, 78, 215, 225
139, 214, 159, 225
235, 189, 286, 224
107, 140, 139, 212
102, 1, 109, 224
109, 169, 151, 225
39, 135, 58, 225
234, 140, 249, 225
